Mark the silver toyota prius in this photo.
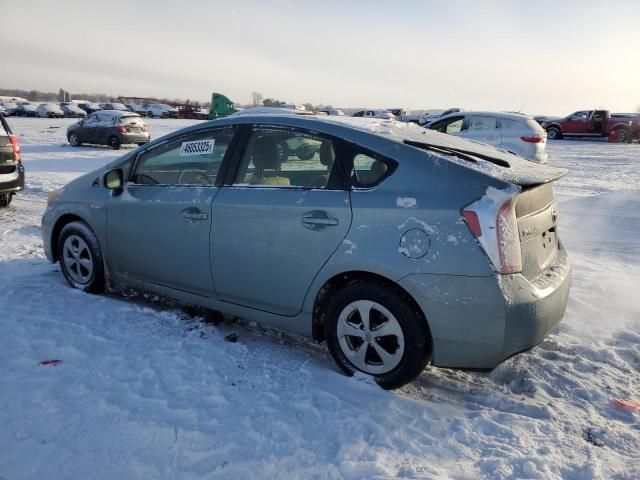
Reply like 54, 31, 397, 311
42, 114, 571, 389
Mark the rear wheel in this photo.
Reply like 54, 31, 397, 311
615, 128, 630, 143
0, 192, 13, 208
109, 136, 121, 150
57, 221, 105, 293
325, 281, 430, 389
68, 133, 81, 147
546, 126, 563, 140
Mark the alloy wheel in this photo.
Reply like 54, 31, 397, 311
62, 235, 94, 285
336, 300, 405, 374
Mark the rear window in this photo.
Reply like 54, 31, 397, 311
119, 115, 144, 125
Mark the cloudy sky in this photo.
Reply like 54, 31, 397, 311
3, 0, 639, 115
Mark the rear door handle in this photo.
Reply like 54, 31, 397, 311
301, 210, 339, 229
181, 207, 209, 223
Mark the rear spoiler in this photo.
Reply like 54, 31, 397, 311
404, 139, 567, 187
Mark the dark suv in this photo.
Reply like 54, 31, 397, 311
67, 111, 150, 150
0, 114, 25, 207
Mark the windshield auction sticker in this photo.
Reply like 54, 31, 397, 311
180, 139, 215, 156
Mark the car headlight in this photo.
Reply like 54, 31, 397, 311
47, 189, 62, 204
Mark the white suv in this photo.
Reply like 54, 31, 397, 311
146, 103, 178, 119
427, 111, 548, 163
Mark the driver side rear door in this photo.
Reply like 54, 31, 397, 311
210, 125, 352, 316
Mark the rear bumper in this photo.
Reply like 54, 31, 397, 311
121, 133, 150, 144
398, 243, 571, 369
0, 163, 25, 194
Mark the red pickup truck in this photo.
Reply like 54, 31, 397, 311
543, 110, 640, 142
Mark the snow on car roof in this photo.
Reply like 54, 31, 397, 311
438, 110, 535, 120
231, 107, 312, 116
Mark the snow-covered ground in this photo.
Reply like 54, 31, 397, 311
1, 118, 638, 479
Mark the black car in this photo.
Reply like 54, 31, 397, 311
0, 114, 25, 207
67, 111, 150, 150
100, 102, 129, 111
77, 102, 103, 114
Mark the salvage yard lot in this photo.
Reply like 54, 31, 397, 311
1, 118, 638, 479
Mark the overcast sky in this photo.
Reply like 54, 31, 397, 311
2, 0, 639, 115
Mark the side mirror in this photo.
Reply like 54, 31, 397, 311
104, 168, 124, 191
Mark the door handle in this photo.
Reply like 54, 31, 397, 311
301, 210, 339, 229
181, 207, 208, 223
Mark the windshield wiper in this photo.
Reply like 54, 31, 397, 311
404, 140, 511, 168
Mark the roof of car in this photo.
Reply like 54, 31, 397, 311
133, 114, 564, 186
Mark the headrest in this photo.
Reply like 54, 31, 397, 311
371, 160, 388, 177
319, 141, 335, 167
252, 136, 282, 170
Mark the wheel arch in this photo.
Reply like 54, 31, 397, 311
311, 270, 433, 355
50, 213, 91, 262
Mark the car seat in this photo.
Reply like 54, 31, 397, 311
312, 141, 335, 187
249, 136, 290, 186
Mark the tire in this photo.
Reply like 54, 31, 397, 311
57, 221, 105, 293
0, 193, 13, 208
68, 133, 81, 147
109, 136, 121, 150
137, 142, 147, 146
615, 128, 630, 143
546, 126, 563, 140
324, 281, 430, 389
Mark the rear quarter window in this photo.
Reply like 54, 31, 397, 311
351, 150, 396, 188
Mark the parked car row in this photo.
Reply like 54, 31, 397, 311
0, 99, 181, 120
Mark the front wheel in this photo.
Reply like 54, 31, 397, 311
546, 126, 563, 140
58, 221, 105, 293
109, 136, 121, 150
325, 281, 431, 389
68, 133, 81, 147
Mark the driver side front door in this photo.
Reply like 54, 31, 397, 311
106, 127, 237, 296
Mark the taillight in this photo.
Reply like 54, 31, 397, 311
521, 135, 542, 143
9, 135, 21, 163
116, 125, 127, 133
461, 187, 522, 274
